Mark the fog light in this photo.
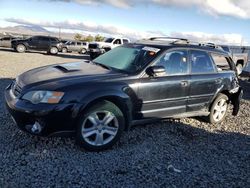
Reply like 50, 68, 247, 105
25, 121, 43, 134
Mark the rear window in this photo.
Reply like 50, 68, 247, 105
211, 54, 231, 71
123, 39, 129, 44
190, 50, 216, 74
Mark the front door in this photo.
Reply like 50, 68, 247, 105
137, 49, 190, 118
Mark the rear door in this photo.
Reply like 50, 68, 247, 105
137, 49, 190, 118
187, 50, 221, 112
38, 37, 50, 50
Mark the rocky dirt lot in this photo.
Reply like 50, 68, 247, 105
0, 48, 249, 187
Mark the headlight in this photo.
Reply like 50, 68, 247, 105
22, 91, 64, 104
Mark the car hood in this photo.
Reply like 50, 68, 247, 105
17, 61, 125, 89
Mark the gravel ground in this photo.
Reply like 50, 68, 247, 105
0, 48, 249, 187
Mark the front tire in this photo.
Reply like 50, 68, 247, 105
62, 47, 67, 53
208, 94, 229, 124
76, 101, 125, 151
16, 44, 26, 53
80, 48, 87, 54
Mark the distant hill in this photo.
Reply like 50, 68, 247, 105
0, 25, 75, 40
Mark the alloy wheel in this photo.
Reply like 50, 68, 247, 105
81, 111, 119, 146
212, 98, 228, 122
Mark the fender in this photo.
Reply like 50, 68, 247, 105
79, 89, 133, 129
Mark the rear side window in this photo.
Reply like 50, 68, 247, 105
39, 37, 50, 42
190, 50, 215, 74
211, 54, 231, 71
77, 42, 81, 45
123, 39, 129, 44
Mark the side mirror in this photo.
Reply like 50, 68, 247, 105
146, 66, 165, 77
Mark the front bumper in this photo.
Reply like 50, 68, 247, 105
5, 84, 80, 137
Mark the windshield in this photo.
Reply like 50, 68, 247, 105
93, 45, 162, 73
105, 38, 114, 43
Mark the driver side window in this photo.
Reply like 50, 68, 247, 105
155, 50, 188, 75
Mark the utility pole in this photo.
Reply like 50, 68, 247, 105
59, 27, 61, 39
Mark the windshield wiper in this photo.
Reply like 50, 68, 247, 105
93, 62, 111, 70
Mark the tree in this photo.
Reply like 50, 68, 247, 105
95, 34, 105, 42
83, 35, 94, 42
74, 33, 82, 41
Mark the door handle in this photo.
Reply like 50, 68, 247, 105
181, 81, 188, 87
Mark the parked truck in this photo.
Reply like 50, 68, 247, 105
88, 37, 130, 59
220, 45, 248, 75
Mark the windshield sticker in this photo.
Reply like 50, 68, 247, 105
142, 46, 160, 53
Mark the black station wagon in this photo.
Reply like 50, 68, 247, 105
5, 37, 242, 151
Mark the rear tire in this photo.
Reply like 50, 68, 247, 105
207, 94, 229, 124
76, 100, 125, 151
16, 44, 26, 53
49, 47, 58, 55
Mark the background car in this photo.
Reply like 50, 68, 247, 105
11, 35, 63, 55
61, 41, 89, 54
0, 36, 19, 48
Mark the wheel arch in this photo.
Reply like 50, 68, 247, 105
78, 95, 133, 131
236, 59, 244, 66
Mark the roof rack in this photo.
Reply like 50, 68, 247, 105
149, 37, 189, 44
138, 37, 224, 50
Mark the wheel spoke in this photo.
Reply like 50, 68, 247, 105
214, 111, 220, 120
88, 113, 99, 125
104, 126, 118, 136
214, 105, 220, 111
218, 112, 224, 120
95, 133, 104, 145
103, 112, 114, 125
221, 105, 227, 112
83, 129, 97, 138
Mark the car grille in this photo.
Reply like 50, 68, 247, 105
89, 43, 98, 49
12, 82, 22, 97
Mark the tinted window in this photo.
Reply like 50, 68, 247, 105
77, 42, 81, 45
190, 50, 215, 74
211, 54, 231, 71
31, 36, 39, 41
123, 39, 129, 44
105, 38, 114, 43
155, 50, 188, 75
114, 39, 121, 44
50, 38, 58, 42
39, 37, 50, 42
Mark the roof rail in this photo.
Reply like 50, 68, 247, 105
139, 37, 224, 51
149, 37, 189, 42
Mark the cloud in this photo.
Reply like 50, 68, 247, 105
4, 17, 245, 45
170, 31, 245, 45
46, 0, 250, 19
4, 18, 155, 40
